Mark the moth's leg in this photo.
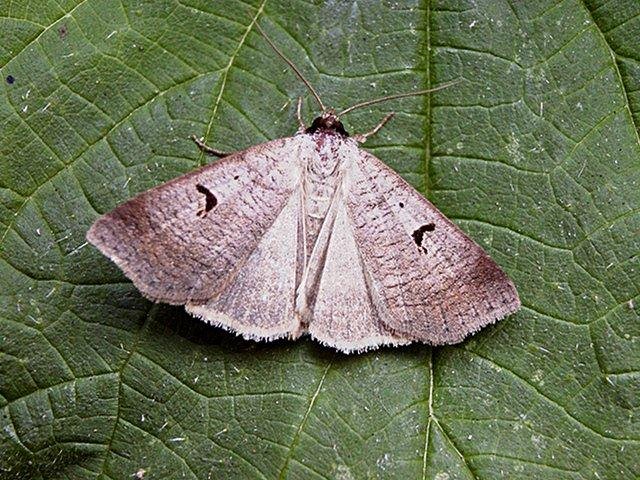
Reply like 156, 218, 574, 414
296, 97, 306, 132
353, 113, 395, 143
190, 135, 231, 157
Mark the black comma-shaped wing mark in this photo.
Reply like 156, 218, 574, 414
411, 223, 435, 254
195, 184, 218, 217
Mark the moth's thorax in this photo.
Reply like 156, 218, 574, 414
303, 132, 355, 220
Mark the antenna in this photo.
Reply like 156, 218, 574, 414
337, 79, 461, 117
255, 23, 326, 112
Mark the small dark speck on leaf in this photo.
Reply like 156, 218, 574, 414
6, 75, 15, 84
233, 175, 239, 180
399, 202, 404, 208
58, 25, 68, 39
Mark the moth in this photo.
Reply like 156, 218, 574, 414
87, 28, 520, 353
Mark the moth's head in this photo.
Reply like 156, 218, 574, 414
305, 110, 349, 137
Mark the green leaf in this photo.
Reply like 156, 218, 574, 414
1, 1, 639, 479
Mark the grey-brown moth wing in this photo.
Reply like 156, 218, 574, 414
87, 137, 304, 305
344, 150, 520, 345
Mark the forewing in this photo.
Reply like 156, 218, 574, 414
345, 150, 520, 345
87, 137, 307, 305
186, 187, 306, 341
